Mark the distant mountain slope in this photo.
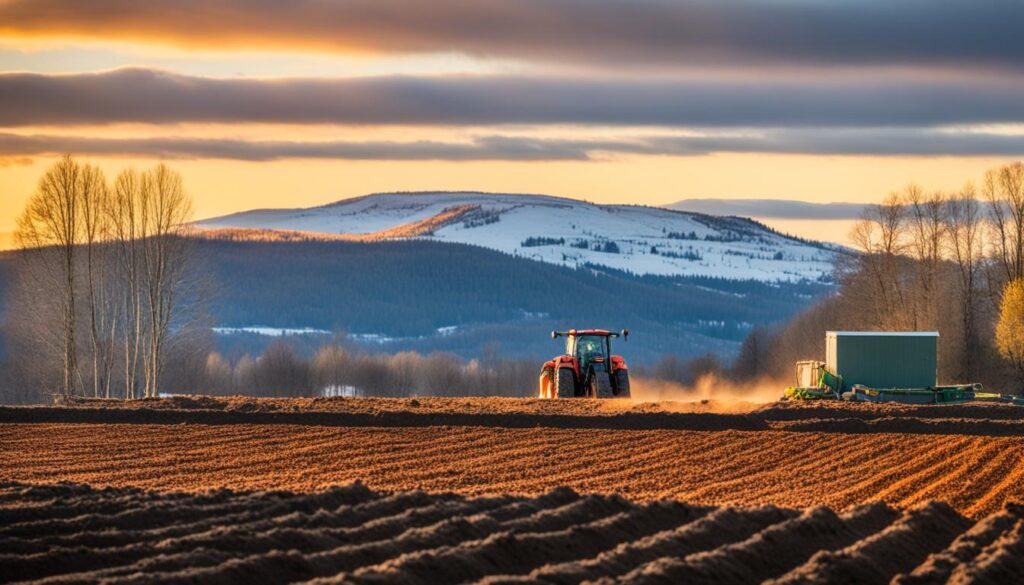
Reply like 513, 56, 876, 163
198, 191, 838, 283
193, 238, 832, 360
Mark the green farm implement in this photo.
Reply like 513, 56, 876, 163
783, 332, 1023, 406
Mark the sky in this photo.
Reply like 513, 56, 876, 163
2, 0, 1024, 238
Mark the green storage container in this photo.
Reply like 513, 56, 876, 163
825, 331, 938, 392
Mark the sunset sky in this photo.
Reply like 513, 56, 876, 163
2, 0, 1024, 235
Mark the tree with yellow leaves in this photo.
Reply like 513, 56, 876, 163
996, 278, 1024, 387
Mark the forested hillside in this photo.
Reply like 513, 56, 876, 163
1, 238, 832, 363
196, 238, 830, 360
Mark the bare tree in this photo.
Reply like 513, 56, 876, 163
732, 325, 771, 380
11, 159, 198, 401
945, 185, 985, 377
202, 352, 234, 395
234, 354, 257, 392
388, 351, 423, 396
139, 164, 194, 398
109, 168, 146, 399
351, 354, 390, 396
422, 352, 463, 396
14, 155, 83, 397
984, 162, 1024, 285
78, 163, 116, 397
256, 340, 311, 396
850, 191, 909, 328
905, 186, 946, 328
312, 344, 351, 394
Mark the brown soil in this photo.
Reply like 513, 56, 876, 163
3, 418, 1024, 518
6, 395, 1024, 435
5, 397, 1024, 583
2, 482, 1022, 584
29, 394, 1024, 419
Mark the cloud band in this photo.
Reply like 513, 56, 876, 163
1, 0, 1021, 70
3, 68, 1024, 128
3, 129, 1024, 162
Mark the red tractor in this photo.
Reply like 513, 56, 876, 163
539, 329, 631, 398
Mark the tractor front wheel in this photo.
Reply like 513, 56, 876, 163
590, 371, 614, 398
556, 368, 576, 398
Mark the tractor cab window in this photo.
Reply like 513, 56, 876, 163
573, 335, 608, 369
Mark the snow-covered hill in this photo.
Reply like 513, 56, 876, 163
197, 192, 839, 282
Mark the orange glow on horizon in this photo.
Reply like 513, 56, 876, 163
1, 152, 1017, 240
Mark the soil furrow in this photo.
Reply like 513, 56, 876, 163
945, 518, 1024, 583
614, 503, 886, 585
770, 501, 973, 585
892, 504, 1024, 584
0, 486, 387, 555
334, 501, 700, 585
477, 505, 791, 585
89, 488, 580, 585
0, 493, 501, 581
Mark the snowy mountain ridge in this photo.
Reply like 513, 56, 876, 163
197, 191, 839, 282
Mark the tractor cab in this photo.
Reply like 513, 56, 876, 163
566, 333, 609, 375
539, 329, 631, 399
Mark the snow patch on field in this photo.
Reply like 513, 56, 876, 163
320, 385, 363, 398
214, 325, 464, 346
212, 326, 331, 337
348, 332, 400, 344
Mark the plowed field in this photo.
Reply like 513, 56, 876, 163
3, 481, 1023, 584
3, 396, 1024, 583
3, 422, 1024, 519
3, 397, 1024, 518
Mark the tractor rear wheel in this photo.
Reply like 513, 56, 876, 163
614, 370, 631, 398
590, 371, 614, 398
556, 368, 576, 398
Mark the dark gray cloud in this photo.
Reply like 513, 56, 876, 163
4, 128, 1024, 162
669, 199, 866, 220
1, 0, 1022, 70
0, 133, 592, 161
3, 68, 1024, 128
646, 129, 1024, 157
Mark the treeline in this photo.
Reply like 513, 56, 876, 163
735, 161, 1024, 392
161, 340, 538, 398
1, 156, 197, 403
134, 332, 734, 399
